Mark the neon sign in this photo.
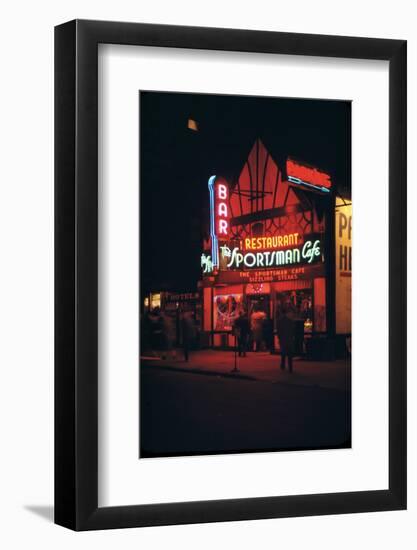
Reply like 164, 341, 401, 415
222, 239, 322, 269
201, 253, 214, 273
242, 233, 300, 251
208, 175, 230, 267
287, 159, 331, 193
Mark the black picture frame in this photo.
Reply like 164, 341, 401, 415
55, 19, 407, 531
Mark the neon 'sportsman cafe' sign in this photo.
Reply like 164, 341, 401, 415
221, 238, 322, 269
201, 235, 322, 274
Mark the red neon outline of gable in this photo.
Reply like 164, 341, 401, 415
230, 139, 294, 217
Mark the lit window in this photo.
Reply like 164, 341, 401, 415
187, 118, 199, 131
151, 293, 161, 310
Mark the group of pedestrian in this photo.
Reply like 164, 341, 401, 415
233, 308, 295, 372
142, 307, 196, 362
142, 305, 295, 371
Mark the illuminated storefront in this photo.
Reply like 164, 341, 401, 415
200, 139, 351, 354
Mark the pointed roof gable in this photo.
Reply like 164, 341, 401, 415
229, 139, 294, 218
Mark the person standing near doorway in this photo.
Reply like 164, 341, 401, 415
276, 308, 295, 372
262, 315, 274, 354
250, 308, 266, 352
233, 310, 250, 357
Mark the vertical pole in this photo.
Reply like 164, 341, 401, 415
210, 285, 214, 347
231, 332, 239, 373
325, 194, 336, 340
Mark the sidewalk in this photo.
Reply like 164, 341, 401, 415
141, 349, 351, 391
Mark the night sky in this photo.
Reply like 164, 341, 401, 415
140, 91, 351, 294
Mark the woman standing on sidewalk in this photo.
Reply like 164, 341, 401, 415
160, 312, 176, 361
233, 310, 250, 357
250, 308, 266, 352
180, 310, 196, 362
276, 308, 295, 372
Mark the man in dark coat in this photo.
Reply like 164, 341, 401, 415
233, 311, 250, 357
262, 316, 274, 354
180, 310, 195, 362
276, 308, 295, 372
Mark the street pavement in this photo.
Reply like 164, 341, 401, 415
140, 350, 351, 458
141, 349, 351, 391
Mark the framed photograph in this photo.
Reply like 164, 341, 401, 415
55, 20, 406, 530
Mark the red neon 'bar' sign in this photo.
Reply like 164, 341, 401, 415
208, 175, 230, 267
210, 176, 229, 238
216, 182, 229, 236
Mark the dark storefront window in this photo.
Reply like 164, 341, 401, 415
275, 290, 313, 333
